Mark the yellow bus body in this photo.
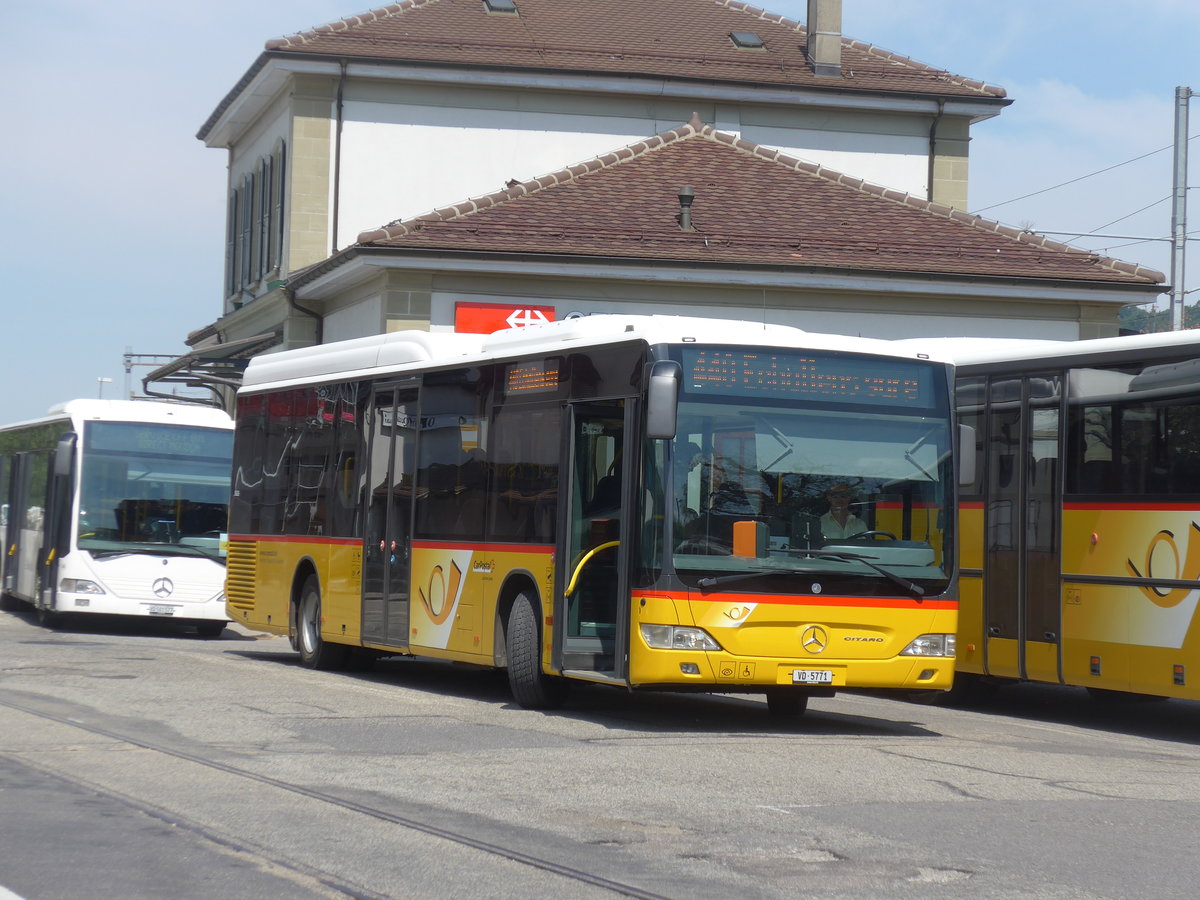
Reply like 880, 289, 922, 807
229, 535, 955, 690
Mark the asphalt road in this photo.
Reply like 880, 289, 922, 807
2, 607, 1200, 899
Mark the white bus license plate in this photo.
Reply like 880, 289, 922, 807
147, 605, 176, 617
792, 669, 834, 685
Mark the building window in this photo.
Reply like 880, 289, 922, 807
225, 140, 287, 303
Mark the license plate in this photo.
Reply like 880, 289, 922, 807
792, 669, 834, 685
147, 605, 176, 616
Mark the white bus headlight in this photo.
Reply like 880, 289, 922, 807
640, 624, 722, 651
60, 578, 106, 595
900, 633, 955, 657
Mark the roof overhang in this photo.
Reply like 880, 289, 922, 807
199, 53, 1011, 147
290, 247, 1165, 309
142, 331, 282, 405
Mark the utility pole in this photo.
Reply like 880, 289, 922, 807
1170, 86, 1195, 330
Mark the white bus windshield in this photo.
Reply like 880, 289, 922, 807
77, 422, 233, 558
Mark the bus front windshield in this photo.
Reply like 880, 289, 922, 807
666, 348, 953, 597
77, 421, 233, 558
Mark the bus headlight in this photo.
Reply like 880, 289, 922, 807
60, 578, 105, 595
900, 634, 955, 657
640, 624, 722, 651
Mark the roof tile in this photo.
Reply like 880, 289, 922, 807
264, 0, 1007, 100
355, 118, 1164, 286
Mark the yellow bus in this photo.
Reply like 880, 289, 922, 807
226, 315, 963, 713
935, 329, 1200, 701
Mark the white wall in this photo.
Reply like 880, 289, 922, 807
336, 100, 931, 250
324, 295, 384, 343
427, 292, 1083, 342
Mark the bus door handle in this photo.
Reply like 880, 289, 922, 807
987, 625, 1001, 637
1043, 632, 1057, 642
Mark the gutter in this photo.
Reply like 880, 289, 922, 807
283, 282, 324, 345
289, 247, 1165, 306
927, 99, 945, 203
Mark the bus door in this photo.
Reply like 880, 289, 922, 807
5, 452, 42, 601
39, 434, 77, 610
362, 383, 419, 648
558, 401, 634, 680
984, 374, 1062, 683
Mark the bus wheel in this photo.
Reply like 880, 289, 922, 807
296, 575, 347, 670
766, 689, 809, 716
505, 590, 568, 710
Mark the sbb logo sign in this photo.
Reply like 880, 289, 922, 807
455, 302, 556, 334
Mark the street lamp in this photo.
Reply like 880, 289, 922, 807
97, 376, 112, 399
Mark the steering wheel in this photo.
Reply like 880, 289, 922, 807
850, 530, 897, 541
674, 535, 732, 555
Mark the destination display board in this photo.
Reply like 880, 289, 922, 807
683, 348, 934, 407
503, 358, 561, 395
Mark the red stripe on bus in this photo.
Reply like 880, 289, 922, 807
1064, 502, 1200, 512
960, 501, 984, 510
638, 589, 954, 610
412, 540, 554, 554
228, 534, 360, 546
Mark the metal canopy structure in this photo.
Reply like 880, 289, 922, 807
140, 332, 280, 408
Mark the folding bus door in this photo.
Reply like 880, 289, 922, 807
557, 400, 634, 681
983, 373, 1063, 683
361, 384, 418, 648
4, 453, 42, 602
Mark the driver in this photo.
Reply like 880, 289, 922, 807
819, 483, 867, 540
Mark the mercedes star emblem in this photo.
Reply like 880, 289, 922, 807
801, 625, 828, 654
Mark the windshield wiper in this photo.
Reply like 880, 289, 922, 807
791, 548, 925, 598
88, 549, 137, 560
696, 568, 798, 591
93, 544, 226, 564
695, 552, 924, 598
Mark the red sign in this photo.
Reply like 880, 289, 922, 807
455, 302, 556, 334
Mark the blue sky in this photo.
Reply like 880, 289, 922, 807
1, 0, 1196, 423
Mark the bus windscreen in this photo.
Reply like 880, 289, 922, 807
79, 422, 233, 555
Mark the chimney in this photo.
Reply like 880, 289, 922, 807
806, 0, 843, 78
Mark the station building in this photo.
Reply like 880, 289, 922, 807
158, 0, 1164, 402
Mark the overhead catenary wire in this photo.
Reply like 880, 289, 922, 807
1060, 196, 1172, 245
970, 134, 1199, 215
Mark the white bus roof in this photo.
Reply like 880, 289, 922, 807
0, 400, 232, 434
896, 330, 1200, 369
240, 314, 951, 393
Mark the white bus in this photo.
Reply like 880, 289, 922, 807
0, 400, 234, 635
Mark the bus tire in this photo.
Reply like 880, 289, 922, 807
296, 575, 347, 670
505, 590, 567, 710
766, 688, 809, 716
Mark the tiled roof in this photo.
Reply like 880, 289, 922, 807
355, 115, 1163, 286
265, 0, 1007, 100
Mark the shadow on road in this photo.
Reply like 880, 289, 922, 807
226, 645, 941, 738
